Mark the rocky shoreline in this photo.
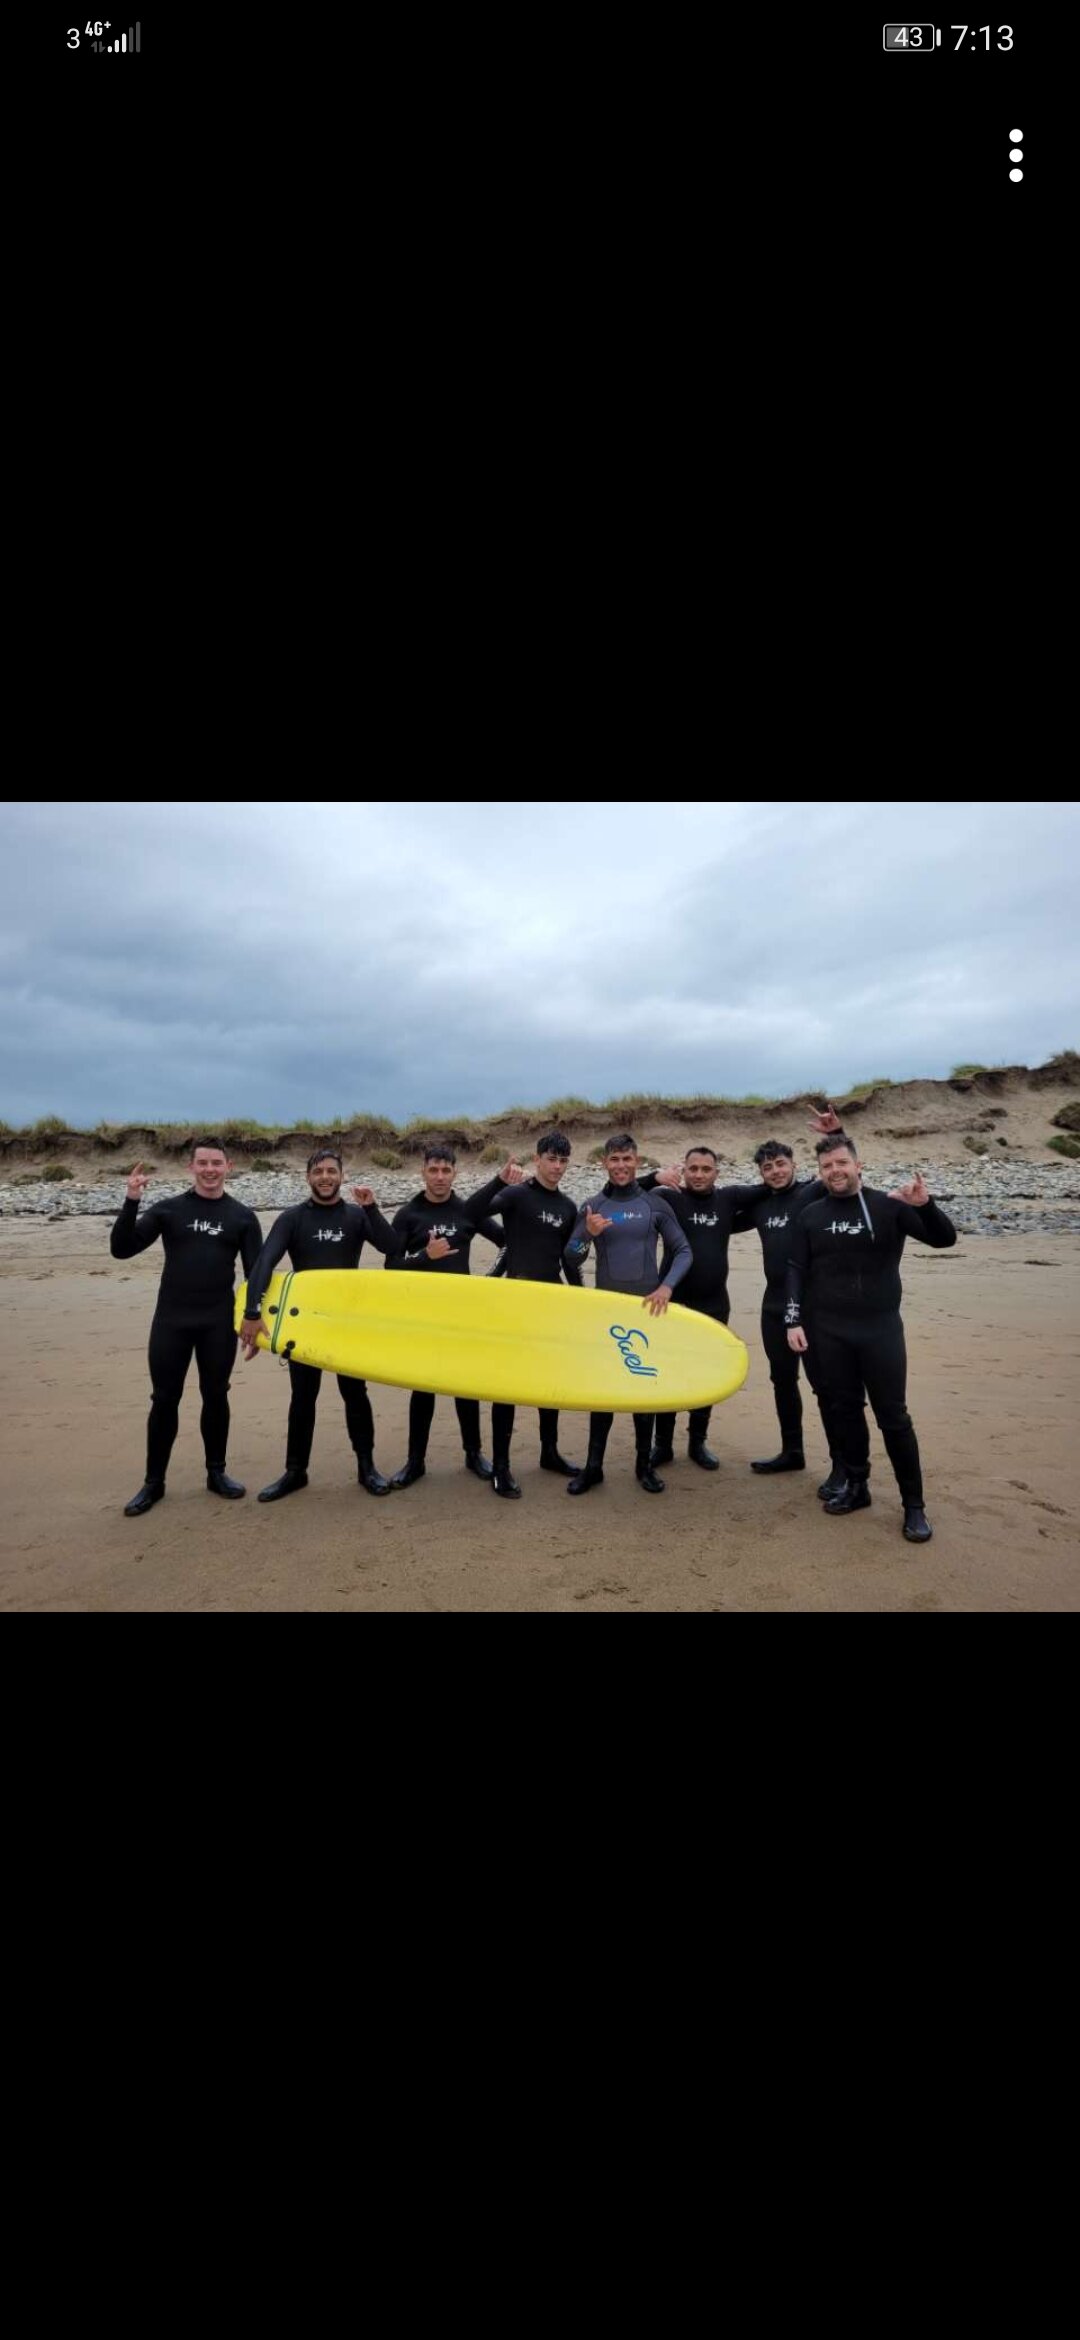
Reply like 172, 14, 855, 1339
4, 1159, 1079, 1239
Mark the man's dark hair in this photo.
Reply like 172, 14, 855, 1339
603, 1132, 636, 1154
754, 1140, 794, 1166
190, 1135, 227, 1157
815, 1132, 856, 1159
307, 1145, 343, 1171
537, 1131, 571, 1159
423, 1142, 456, 1165
685, 1145, 717, 1162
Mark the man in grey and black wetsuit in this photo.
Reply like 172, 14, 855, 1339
565, 1133, 692, 1496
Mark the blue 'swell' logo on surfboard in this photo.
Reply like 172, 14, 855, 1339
608, 1324, 658, 1378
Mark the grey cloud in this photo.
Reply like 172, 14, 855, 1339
2, 800, 1076, 1127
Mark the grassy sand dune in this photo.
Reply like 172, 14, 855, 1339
1, 1053, 1077, 1170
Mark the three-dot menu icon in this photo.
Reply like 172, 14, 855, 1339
1009, 129, 1023, 181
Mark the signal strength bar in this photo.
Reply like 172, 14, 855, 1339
115, 24, 141, 50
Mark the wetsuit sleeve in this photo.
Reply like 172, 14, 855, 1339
110, 1197, 168, 1258
243, 1209, 299, 1320
464, 1177, 515, 1228
566, 1201, 591, 1271
384, 1203, 412, 1270
391, 1206, 443, 1272
892, 1198, 957, 1248
561, 1226, 585, 1287
476, 1215, 504, 1246
240, 1212, 263, 1279
361, 1203, 405, 1260
719, 1180, 766, 1233
783, 1220, 812, 1326
651, 1197, 693, 1293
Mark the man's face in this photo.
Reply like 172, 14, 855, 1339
683, 1150, 717, 1194
818, 1146, 862, 1197
759, 1149, 796, 1192
534, 1148, 569, 1191
191, 1149, 230, 1198
307, 1156, 343, 1203
423, 1156, 456, 1203
604, 1147, 638, 1188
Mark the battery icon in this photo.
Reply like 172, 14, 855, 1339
883, 25, 937, 47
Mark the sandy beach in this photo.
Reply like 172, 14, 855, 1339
2, 1209, 1076, 1612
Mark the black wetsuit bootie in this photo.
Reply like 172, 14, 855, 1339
817, 1463, 846, 1500
567, 1463, 604, 1495
463, 1450, 493, 1480
635, 1460, 666, 1494
124, 1479, 165, 1517
391, 1457, 426, 1489
207, 1468, 245, 1499
688, 1439, 719, 1470
903, 1505, 933, 1542
358, 1454, 391, 1496
539, 1444, 579, 1476
649, 1443, 675, 1469
751, 1450, 805, 1474
824, 1477, 872, 1515
491, 1465, 522, 1499
258, 1467, 309, 1502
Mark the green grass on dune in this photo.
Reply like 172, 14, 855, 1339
2, 1056, 1076, 1153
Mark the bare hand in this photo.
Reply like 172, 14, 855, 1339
807, 1103, 842, 1135
240, 1317, 270, 1361
893, 1172, 930, 1207
426, 1236, 458, 1261
585, 1208, 613, 1238
787, 1326, 808, 1353
644, 1284, 673, 1316
501, 1158, 524, 1184
655, 1164, 682, 1188
126, 1161, 150, 1201
351, 1183, 376, 1207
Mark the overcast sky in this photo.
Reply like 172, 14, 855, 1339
3, 800, 1076, 1129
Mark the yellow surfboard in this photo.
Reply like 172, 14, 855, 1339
235, 1270, 749, 1414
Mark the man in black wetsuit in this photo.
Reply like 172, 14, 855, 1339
239, 1147, 401, 1501
463, 1130, 584, 1499
565, 1134, 693, 1497
737, 1127, 844, 1493
385, 1141, 505, 1489
111, 1137, 263, 1516
785, 1133, 957, 1543
637, 1145, 759, 1473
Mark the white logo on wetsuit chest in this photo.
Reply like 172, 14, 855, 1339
539, 1211, 564, 1228
826, 1220, 863, 1236
314, 1228, 345, 1243
189, 1219, 224, 1236
765, 1213, 789, 1230
429, 1223, 461, 1241
690, 1211, 719, 1227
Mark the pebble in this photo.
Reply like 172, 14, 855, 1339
3, 1161, 1079, 1237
